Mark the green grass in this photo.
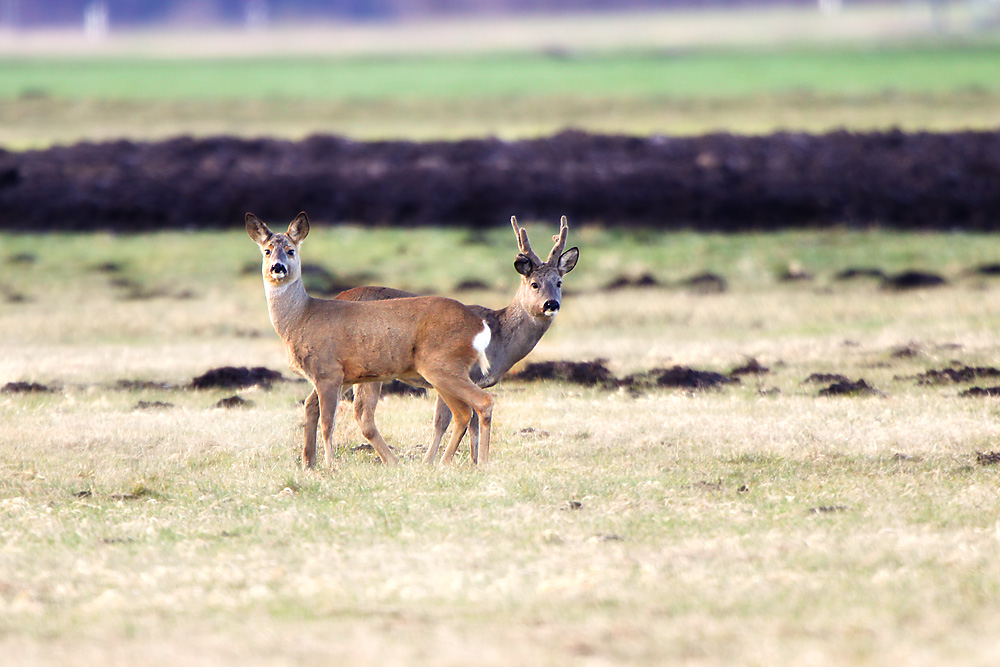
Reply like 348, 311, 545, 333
3, 42, 1000, 146
3, 46, 1000, 102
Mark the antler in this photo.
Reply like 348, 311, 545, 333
510, 216, 542, 266
546, 215, 569, 264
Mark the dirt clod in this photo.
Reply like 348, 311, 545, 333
300, 263, 374, 296
680, 272, 727, 294
730, 358, 770, 376
835, 267, 887, 281
649, 366, 738, 390
882, 270, 947, 291
803, 373, 850, 385
973, 263, 1000, 276
117, 379, 172, 391
915, 366, 1000, 385
1, 381, 54, 393
215, 395, 253, 409
511, 359, 615, 386
453, 279, 491, 292
602, 273, 661, 290
975, 451, 1000, 466
818, 379, 883, 396
379, 380, 427, 397
960, 386, 1000, 397
191, 366, 284, 390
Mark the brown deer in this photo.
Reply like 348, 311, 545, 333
322, 216, 579, 465
246, 211, 495, 469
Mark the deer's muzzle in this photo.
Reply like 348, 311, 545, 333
542, 299, 560, 315
269, 262, 288, 278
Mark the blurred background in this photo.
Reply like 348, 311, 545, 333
3, 0, 1000, 31
1, 1, 999, 230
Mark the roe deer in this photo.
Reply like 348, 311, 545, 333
247, 212, 495, 468
325, 216, 579, 465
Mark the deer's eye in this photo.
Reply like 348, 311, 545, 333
556, 280, 562, 287
264, 248, 272, 256
531, 282, 539, 289
287, 248, 295, 257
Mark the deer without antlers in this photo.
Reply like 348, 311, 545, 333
331, 215, 579, 465
246, 211, 495, 469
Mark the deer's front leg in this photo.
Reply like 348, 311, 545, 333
303, 389, 320, 468
316, 377, 344, 470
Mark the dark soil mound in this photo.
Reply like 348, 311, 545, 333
960, 386, 1000, 397
215, 395, 253, 408
973, 263, 1000, 276
802, 373, 850, 385
679, 272, 728, 293
5, 129, 1000, 231
976, 451, 1000, 465
882, 270, 947, 290
835, 267, 887, 281
817, 378, 883, 396
729, 358, 770, 376
622, 365, 739, 390
191, 366, 284, 390
602, 273, 661, 290
1, 381, 55, 393
511, 359, 615, 386
380, 380, 427, 397
915, 366, 1000, 385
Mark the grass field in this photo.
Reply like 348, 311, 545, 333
3, 226, 1000, 665
3, 5, 1000, 664
2, 5, 1000, 146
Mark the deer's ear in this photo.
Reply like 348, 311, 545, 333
287, 211, 310, 244
246, 213, 273, 246
558, 247, 579, 275
514, 253, 535, 277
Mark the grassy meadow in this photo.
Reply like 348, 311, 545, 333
2, 5, 1000, 146
4, 4, 1000, 665
4, 227, 1000, 665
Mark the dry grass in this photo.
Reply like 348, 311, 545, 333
5, 89, 1000, 148
2, 228, 1000, 664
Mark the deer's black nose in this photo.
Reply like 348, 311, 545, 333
270, 262, 287, 276
543, 299, 560, 313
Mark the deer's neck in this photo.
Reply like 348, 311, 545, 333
265, 278, 311, 341
481, 300, 553, 384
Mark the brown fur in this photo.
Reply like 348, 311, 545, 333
334, 216, 579, 464
247, 211, 493, 468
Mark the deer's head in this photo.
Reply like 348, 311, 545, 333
510, 216, 579, 320
246, 212, 310, 288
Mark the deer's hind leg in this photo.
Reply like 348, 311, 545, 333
423, 396, 454, 465
434, 390, 473, 465
425, 372, 493, 466
352, 382, 398, 466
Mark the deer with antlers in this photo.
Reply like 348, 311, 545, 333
323, 216, 579, 465
246, 211, 495, 469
